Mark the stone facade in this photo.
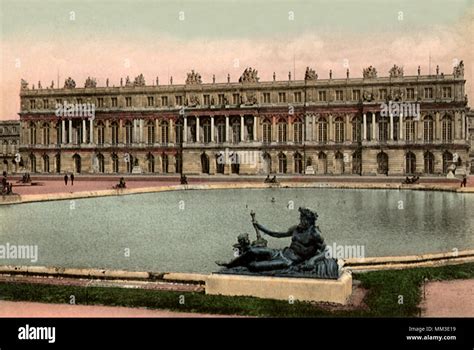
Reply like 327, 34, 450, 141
0, 120, 20, 174
17, 64, 470, 176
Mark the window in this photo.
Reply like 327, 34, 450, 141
334, 117, 344, 143
42, 123, 50, 145
218, 94, 225, 105
317, 117, 327, 143
352, 116, 361, 142
216, 119, 226, 143
125, 121, 133, 144
203, 95, 210, 105
233, 93, 240, 105
111, 97, 118, 107
111, 122, 118, 144
278, 92, 286, 103
405, 118, 416, 141
352, 90, 361, 101
161, 121, 169, 143
442, 87, 452, 98
424, 87, 433, 99
423, 116, 434, 142
147, 96, 154, 106
161, 96, 168, 106
293, 118, 303, 143
175, 121, 183, 144
147, 121, 155, 144
43, 99, 49, 109
406, 88, 415, 99
424, 152, 434, 174
294, 153, 303, 174
203, 119, 211, 143
97, 122, 105, 145
262, 119, 271, 143
379, 118, 388, 142
379, 89, 387, 100
335, 90, 343, 101
263, 93, 271, 103
112, 153, 119, 173
29, 122, 37, 144
97, 98, 104, 107
442, 116, 453, 142
318, 91, 326, 101
277, 119, 287, 142
30, 100, 36, 109
278, 153, 287, 174
125, 97, 132, 107
231, 119, 240, 143
406, 152, 416, 175
294, 92, 302, 103
175, 96, 183, 106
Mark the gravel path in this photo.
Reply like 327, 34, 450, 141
420, 279, 474, 317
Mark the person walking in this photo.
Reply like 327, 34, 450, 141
64, 174, 68, 185
461, 175, 467, 188
70, 173, 74, 186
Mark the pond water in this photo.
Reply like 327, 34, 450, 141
0, 188, 473, 273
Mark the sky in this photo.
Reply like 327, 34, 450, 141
0, 0, 473, 119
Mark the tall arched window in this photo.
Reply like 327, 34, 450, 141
97, 153, 105, 173
293, 118, 303, 143
30, 154, 36, 172
442, 151, 453, 174
423, 116, 434, 143
377, 152, 389, 175
216, 118, 226, 143
161, 120, 169, 143
334, 117, 344, 143
112, 153, 119, 173
147, 121, 155, 145
352, 116, 361, 142
405, 117, 416, 142
111, 122, 119, 145
42, 154, 49, 173
424, 151, 434, 174
125, 121, 133, 144
97, 121, 105, 145
405, 152, 416, 175
201, 153, 210, 174
262, 118, 271, 143
317, 117, 327, 143
442, 116, 453, 142
55, 122, 62, 144
278, 152, 287, 173
29, 122, 37, 144
231, 118, 240, 144
216, 153, 225, 174
277, 118, 287, 143
162, 154, 169, 173
55, 153, 61, 173
379, 117, 388, 142
202, 118, 211, 143
294, 152, 303, 174
318, 152, 327, 174
147, 153, 155, 173
352, 150, 362, 175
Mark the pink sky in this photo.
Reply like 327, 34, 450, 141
1, 6, 472, 120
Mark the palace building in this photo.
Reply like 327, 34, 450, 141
0, 120, 20, 174
18, 62, 470, 176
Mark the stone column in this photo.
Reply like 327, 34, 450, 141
133, 119, 137, 143
211, 116, 215, 142
372, 113, 376, 141
62, 120, 66, 144
155, 119, 160, 143
272, 116, 276, 142
328, 115, 333, 142
399, 114, 404, 140
363, 114, 367, 141
225, 115, 229, 142
389, 113, 394, 140
196, 116, 200, 142
139, 119, 144, 143
82, 119, 86, 143
346, 114, 350, 142
68, 119, 72, 144
169, 119, 174, 144
183, 116, 187, 143
89, 119, 94, 143
240, 115, 245, 142
253, 115, 257, 141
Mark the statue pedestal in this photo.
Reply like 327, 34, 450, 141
205, 270, 352, 304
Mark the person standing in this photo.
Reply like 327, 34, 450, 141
64, 174, 68, 185
461, 175, 467, 187
70, 173, 74, 186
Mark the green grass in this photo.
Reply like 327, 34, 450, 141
0, 263, 472, 317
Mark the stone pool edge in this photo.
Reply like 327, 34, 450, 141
1, 182, 473, 205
